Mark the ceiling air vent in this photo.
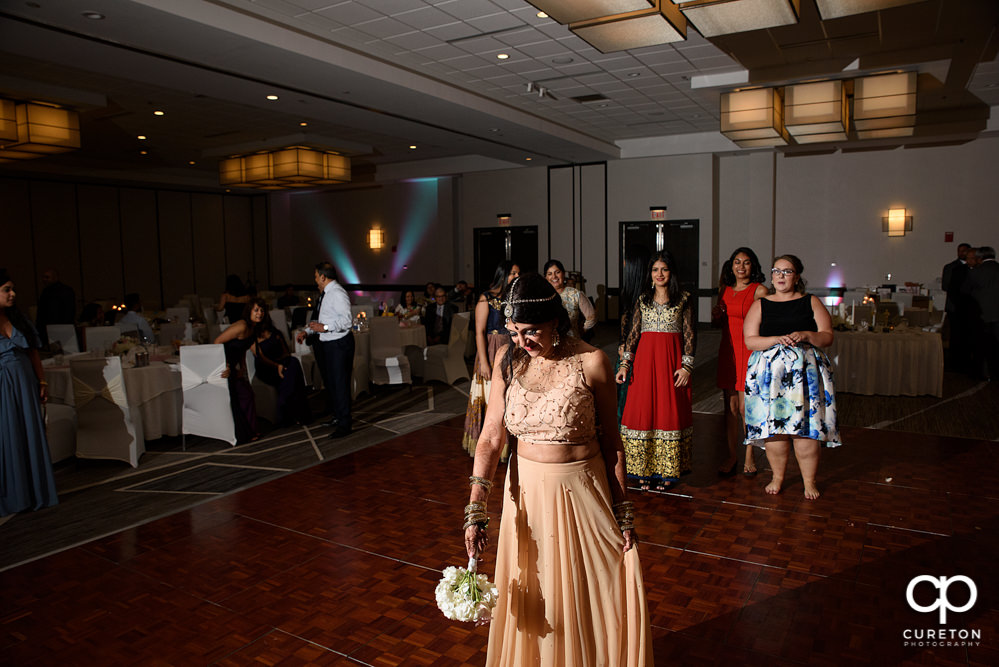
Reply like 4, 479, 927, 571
572, 94, 609, 104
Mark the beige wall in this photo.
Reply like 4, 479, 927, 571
2, 176, 267, 313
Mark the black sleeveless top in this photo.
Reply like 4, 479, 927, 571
759, 296, 817, 337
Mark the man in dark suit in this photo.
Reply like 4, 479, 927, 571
423, 284, 457, 345
942, 243, 972, 372
965, 246, 999, 380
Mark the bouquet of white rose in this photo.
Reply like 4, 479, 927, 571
435, 557, 498, 623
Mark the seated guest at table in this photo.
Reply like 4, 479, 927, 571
965, 245, 999, 380
78, 302, 105, 328
0, 268, 59, 517
395, 290, 422, 325
423, 285, 457, 345
276, 284, 300, 310
35, 268, 76, 348
214, 302, 259, 444
448, 280, 474, 311
743, 254, 840, 500
118, 293, 155, 342
247, 297, 311, 426
216, 274, 251, 325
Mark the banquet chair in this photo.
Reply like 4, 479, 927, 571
245, 349, 279, 424
179, 344, 236, 447
291, 307, 312, 329
368, 317, 411, 386
158, 321, 188, 345
269, 308, 291, 343
84, 325, 121, 354
166, 306, 190, 323
70, 356, 144, 467
47, 323, 80, 354
903, 308, 929, 327
879, 301, 900, 319
203, 306, 217, 325
925, 310, 946, 332
852, 305, 873, 327
45, 403, 77, 464
423, 312, 471, 385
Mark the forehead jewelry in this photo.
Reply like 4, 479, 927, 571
502, 277, 558, 318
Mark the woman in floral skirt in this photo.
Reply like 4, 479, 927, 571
743, 254, 840, 499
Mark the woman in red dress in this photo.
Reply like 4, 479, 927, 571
712, 247, 768, 476
615, 251, 695, 491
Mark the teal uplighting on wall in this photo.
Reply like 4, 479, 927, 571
300, 200, 360, 284
391, 178, 438, 280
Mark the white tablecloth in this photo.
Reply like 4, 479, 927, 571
826, 330, 944, 397
47, 360, 184, 439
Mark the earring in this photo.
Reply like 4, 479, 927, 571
552, 330, 560, 348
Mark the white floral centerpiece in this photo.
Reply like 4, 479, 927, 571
435, 558, 498, 623
111, 336, 139, 356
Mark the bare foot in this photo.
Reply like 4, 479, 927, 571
803, 481, 821, 500
764, 477, 782, 495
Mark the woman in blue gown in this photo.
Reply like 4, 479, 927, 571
0, 269, 59, 516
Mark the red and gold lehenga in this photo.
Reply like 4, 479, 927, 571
619, 292, 696, 486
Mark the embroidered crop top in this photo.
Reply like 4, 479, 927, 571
504, 353, 597, 446
618, 292, 696, 369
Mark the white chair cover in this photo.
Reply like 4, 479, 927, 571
84, 325, 121, 354
180, 344, 236, 446
423, 312, 471, 385
246, 349, 279, 423
368, 317, 411, 386
71, 356, 144, 467
203, 306, 217, 325
269, 309, 290, 343
47, 323, 80, 354
45, 403, 77, 463
158, 321, 188, 345
167, 306, 190, 323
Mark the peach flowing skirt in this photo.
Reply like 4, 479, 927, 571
486, 455, 652, 666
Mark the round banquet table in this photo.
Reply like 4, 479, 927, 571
825, 329, 943, 397
46, 359, 184, 440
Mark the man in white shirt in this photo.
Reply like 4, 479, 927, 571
297, 261, 354, 438
118, 293, 155, 342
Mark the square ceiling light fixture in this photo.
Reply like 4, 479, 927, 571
526, 0, 655, 24
674, 0, 800, 38
784, 79, 848, 143
853, 72, 916, 140
570, 1, 686, 53
0, 102, 81, 162
814, 0, 928, 20
219, 147, 351, 190
720, 87, 789, 147
0, 99, 17, 143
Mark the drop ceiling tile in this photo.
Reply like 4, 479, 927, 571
353, 17, 413, 39
517, 40, 573, 58
435, 0, 508, 21
355, 0, 427, 13
466, 11, 524, 33
394, 6, 461, 30
287, 0, 343, 11
314, 2, 383, 24
413, 42, 468, 60
425, 22, 480, 41
493, 27, 550, 47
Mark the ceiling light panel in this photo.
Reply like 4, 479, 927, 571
814, 0, 929, 20
525, 1, 655, 25
570, 2, 687, 53
680, 0, 800, 38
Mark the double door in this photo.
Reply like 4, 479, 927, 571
473, 227, 538, 291
620, 219, 699, 319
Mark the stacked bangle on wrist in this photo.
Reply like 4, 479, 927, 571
468, 475, 493, 493
463, 501, 489, 531
612, 500, 635, 532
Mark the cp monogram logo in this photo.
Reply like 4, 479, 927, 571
906, 575, 977, 624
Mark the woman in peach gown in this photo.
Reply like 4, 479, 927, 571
464, 273, 651, 666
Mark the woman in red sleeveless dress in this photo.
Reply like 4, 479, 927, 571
713, 247, 768, 476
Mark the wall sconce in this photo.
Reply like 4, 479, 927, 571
649, 206, 667, 220
368, 228, 385, 250
497, 213, 511, 226
882, 207, 912, 237
720, 87, 789, 147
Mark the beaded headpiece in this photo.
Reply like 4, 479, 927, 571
502, 276, 558, 318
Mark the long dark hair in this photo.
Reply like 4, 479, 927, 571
225, 274, 247, 297
640, 250, 682, 306
719, 246, 766, 288
488, 260, 517, 293
399, 290, 415, 308
499, 273, 570, 382
0, 268, 40, 349
621, 245, 650, 318
245, 297, 275, 338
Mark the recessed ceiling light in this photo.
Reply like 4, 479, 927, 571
497, 53, 509, 60
188, 161, 196, 165
299, 121, 308, 127
537, 12, 548, 18
525, 157, 533, 161
137, 135, 147, 140
266, 94, 279, 100
81, 11, 105, 20
409, 145, 417, 149
139, 150, 148, 155
552, 56, 574, 65
628, 73, 640, 78
153, 110, 164, 116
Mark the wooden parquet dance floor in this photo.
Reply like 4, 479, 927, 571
2, 413, 996, 666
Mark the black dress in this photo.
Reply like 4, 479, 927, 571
223, 334, 259, 443
256, 330, 312, 426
